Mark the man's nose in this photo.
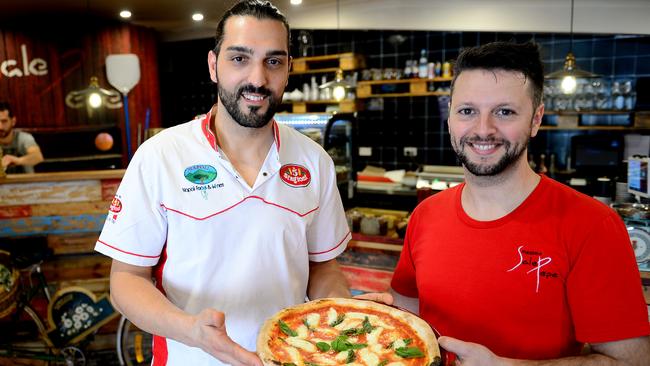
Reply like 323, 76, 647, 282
474, 113, 497, 136
247, 62, 268, 88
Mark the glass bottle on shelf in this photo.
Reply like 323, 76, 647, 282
418, 49, 428, 78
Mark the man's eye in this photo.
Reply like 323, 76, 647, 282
457, 108, 474, 115
496, 109, 516, 116
267, 58, 282, 66
232, 56, 246, 63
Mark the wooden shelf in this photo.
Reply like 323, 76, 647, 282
538, 125, 640, 131
357, 77, 451, 98
545, 110, 631, 115
281, 99, 359, 113
290, 53, 365, 74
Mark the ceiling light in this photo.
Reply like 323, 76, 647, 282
192, 13, 204, 21
291, 0, 303, 5
545, 0, 598, 94
119, 10, 132, 19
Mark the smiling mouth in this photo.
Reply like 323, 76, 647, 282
241, 92, 267, 102
470, 143, 497, 151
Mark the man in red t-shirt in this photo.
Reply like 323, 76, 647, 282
391, 42, 650, 365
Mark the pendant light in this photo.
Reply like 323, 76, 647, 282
318, 0, 351, 102
545, 0, 598, 94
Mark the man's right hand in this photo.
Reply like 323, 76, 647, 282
189, 308, 263, 366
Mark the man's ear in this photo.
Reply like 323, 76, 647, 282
207, 50, 218, 83
530, 103, 544, 138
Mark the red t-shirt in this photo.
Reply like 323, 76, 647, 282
391, 175, 649, 359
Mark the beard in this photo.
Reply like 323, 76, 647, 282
217, 83, 280, 129
0, 128, 12, 139
452, 134, 529, 176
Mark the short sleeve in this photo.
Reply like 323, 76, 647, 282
306, 154, 350, 262
94, 144, 168, 267
18, 132, 38, 153
390, 209, 419, 297
567, 212, 650, 342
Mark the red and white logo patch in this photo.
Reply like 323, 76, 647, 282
109, 197, 123, 213
280, 164, 311, 187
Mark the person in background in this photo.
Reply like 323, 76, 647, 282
0, 101, 43, 173
94, 1, 389, 365
391, 41, 650, 365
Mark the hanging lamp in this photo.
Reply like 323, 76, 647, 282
545, 0, 598, 94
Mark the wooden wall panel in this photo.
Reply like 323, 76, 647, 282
0, 180, 101, 206
0, 20, 161, 136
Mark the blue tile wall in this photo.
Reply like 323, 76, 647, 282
159, 31, 650, 172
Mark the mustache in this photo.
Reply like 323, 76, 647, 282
237, 84, 272, 97
461, 136, 506, 144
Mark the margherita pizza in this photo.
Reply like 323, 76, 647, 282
257, 298, 441, 366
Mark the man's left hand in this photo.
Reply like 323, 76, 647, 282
439, 336, 506, 366
1, 154, 19, 168
353, 292, 394, 305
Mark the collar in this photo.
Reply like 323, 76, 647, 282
201, 109, 282, 157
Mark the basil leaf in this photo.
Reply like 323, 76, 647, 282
316, 342, 331, 352
403, 338, 412, 345
385, 341, 395, 349
330, 314, 345, 327
331, 335, 350, 352
305, 363, 320, 366
341, 328, 362, 336
377, 360, 389, 366
350, 343, 367, 350
395, 346, 425, 358
283, 363, 297, 366
278, 320, 297, 337
346, 350, 356, 364
362, 316, 375, 333
303, 318, 314, 331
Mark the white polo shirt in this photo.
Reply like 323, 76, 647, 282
95, 112, 350, 365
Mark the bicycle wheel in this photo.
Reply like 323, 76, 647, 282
116, 316, 152, 366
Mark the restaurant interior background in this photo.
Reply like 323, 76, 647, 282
1, 1, 650, 365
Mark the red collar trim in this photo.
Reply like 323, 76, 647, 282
201, 111, 280, 154
272, 119, 281, 153
201, 111, 218, 152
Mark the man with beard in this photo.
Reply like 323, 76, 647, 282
0, 101, 43, 174
390, 42, 650, 365
95, 1, 364, 365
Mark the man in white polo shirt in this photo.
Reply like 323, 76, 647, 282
95, 1, 356, 365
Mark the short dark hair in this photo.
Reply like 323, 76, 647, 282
213, 0, 291, 56
451, 41, 544, 109
0, 101, 13, 117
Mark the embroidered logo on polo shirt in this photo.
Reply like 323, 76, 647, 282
108, 196, 122, 223
506, 245, 559, 293
280, 164, 311, 187
184, 164, 217, 184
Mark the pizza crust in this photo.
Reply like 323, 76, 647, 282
257, 298, 441, 366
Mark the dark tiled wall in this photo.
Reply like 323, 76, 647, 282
158, 31, 650, 171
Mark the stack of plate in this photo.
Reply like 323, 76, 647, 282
615, 182, 635, 203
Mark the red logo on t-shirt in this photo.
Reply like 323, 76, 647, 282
280, 164, 311, 187
109, 197, 122, 213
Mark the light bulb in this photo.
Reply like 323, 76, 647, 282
88, 92, 103, 108
120, 10, 132, 19
561, 75, 577, 94
290, 0, 303, 4
192, 13, 204, 21
333, 86, 346, 101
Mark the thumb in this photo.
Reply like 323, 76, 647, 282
438, 336, 469, 356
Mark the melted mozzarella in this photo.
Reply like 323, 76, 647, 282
334, 318, 362, 330
296, 324, 309, 339
286, 346, 303, 365
312, 353, 338, 365
359, 348, 380, 366
386, 363, 405, 366
335, 351, 349, 362
306, 313, 321, 328
286, 337, 316, 353
345, 312, 394, 330
366, 327, 383, 347
327, 307, 338, 325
